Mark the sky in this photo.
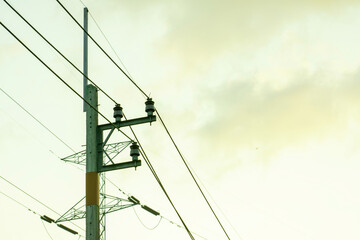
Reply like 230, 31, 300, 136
0, 0, 360, 239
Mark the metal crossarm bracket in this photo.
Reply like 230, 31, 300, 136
98, 115, 156, 131
99, 160, 141, 172
56, 194, 138, 223
61, 141, 131, 166
62, 150, 86, 165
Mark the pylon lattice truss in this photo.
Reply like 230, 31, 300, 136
56, 193, 137, 223
61, 141, 132, 166
58, 140, 134, 240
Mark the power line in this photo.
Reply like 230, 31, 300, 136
0, 87, 76, 153
63, 2, 233, 236
132, 207, 162, 230
79, 9, 233, 234
0, 84, 194, 239
3, 0, 118, 106
0, 175, 60, 216
41, 220, 55, 240
55, 0, 149, 99
117, 186, 210, 239
2, 4, 219, 239
189, 169, 244, 240
66, 2, 230, 235
0, 86, 195, 238
0, 98, 85, 173
0, 190, 39, 215
0, 175, 85, 232
123, 113, 195, 240
0, 21, 133, 142
81, 3, 134, 82
1, 190, 85, 238
156, 109, 233, 240
75, 11, 193, 231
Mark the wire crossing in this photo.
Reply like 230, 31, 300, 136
62, 2, 234, 237
123, 113, 196, 240
1, 81, 197, 239
55, 0, 149, 99
0, 22, 133, 142
3, 0, 118, 106
2, 2, 234, 239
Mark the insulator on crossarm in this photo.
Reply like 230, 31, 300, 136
145, 98, 155, 116
141, 205, 160, 216
130, 142, 140, 161
113, 104, 123, 122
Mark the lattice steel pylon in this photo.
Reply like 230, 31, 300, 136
58, 140, 136, 240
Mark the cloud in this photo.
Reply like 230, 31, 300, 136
157, 0, 359, 66
190, 67, 360, 175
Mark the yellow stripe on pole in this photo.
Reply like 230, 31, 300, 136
86, 172, 99, 206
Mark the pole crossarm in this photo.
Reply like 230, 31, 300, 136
99, 160, 141, 172
98, 115, 156, 131
56, 193, 138, 223
61, 141, 132, 166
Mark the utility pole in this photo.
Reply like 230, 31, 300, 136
83, 8, 99, 240
84, 85, 156, 240
80, 8, 156, 240
86, 84, 100, 240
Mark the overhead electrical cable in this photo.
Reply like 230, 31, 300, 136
79, 3, 134, 81
111, 183, 209, 240
0, 190, 39, 215
55, 0, 149, 99
0, 176, 84, 233
2, 3, 219, 239
0, 175, 61, 216
0, 93, 84, 173
77, 5, 233, 234
67, 2, 231, 236
0, 87, 76, 153
132, 207, 162, 230
60, 3, 234, 236
122, 114, 195, 240
0, 85, 194, 238
1, 5, 196, 238
0, 86, 193, 239
188, 168, 244, 240
2, 1, 134, 142
41, 220, 55, 240
3, 0, 118, 106
156, 110, 232, 240
1, 190, 85, 238
0, 22, 133, 142
63, 8, 197, 235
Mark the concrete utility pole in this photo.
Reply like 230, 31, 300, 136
82, 9, 156, 240
86, 84, 100, 240
84, 84, 156, 240
84, 9, 99, 239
